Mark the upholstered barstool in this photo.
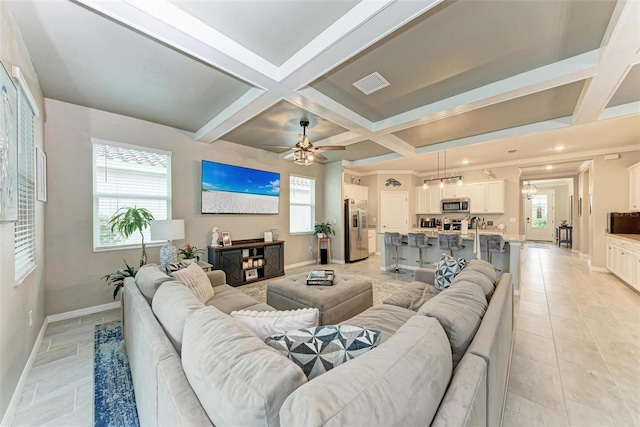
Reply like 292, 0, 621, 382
384, 232, 406, 274
483, 235, 505, 270
438, 233, 464, 258
408, 233, 432, 268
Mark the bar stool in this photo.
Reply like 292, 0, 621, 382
438, 233, 464, 258
384, 232, 406, 274
408, 233, 432, 268
480, 235, 505, 270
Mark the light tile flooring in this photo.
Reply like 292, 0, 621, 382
9, 243, 640, 426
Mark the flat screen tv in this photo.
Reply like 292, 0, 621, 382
201, 160, 280, 214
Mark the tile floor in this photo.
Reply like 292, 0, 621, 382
9, 243, 640, 426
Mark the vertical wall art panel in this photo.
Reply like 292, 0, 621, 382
0, 62, 18, 222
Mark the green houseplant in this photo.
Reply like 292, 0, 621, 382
314, 221, 335, 238
108, 206, 155, 266
102, 259, 137, 300
178, 243, 205, 262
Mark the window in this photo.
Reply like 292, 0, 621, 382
14, 90, 35, 282
289, 175, 315, 234
92, 139, 171, 250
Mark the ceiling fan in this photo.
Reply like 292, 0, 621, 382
263, 120, 345, 165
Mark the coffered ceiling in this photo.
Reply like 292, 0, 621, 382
7, 0, 640, 177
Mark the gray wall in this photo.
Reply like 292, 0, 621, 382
0, 3, 46, 420
44, 99, 325, 315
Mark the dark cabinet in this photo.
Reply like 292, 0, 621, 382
208, 239, 285, 287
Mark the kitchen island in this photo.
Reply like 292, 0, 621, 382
378, 231, 525, 294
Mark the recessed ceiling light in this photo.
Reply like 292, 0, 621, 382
508, 149, 517, 153
461, 159, 469, 165
554, 146, 566, 151
546, 165, 553, 170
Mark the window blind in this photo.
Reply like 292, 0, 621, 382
92, 140, 172, 250
289, 175, 315, 234
14, 90, 35, 282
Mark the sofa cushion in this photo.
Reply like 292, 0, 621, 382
152, 281, 204, 354
467, 259, 497, 283
382, 280, 426, 309
207, 284, 264, 314
344, 304, 414, 344
182, 306, 307, 427
231, 308, 319, 340
135, 264, 172, 303
418, 281, 487, 368
171, 263, 214, 303
265, 325, 381, 380
279, 316, 452, 427
434, 254, 468, 290
453, 269, 495, 299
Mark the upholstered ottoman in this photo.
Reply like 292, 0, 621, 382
266, 273, 373, 325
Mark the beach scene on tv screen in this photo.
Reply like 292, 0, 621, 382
202, 161, 280, 214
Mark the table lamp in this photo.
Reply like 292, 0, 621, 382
150, 219, 185, 269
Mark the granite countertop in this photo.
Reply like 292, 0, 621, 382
608, 233, 640, 243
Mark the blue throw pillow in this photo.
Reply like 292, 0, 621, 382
265, 325, 381, 380
434, 253, 467, 290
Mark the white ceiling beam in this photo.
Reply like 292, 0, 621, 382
375, 51, 599, 134
344, 152, 404, 169
312, 131, 365, 148
573, 0, 640, 124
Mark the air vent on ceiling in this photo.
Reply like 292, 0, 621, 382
353, 71, 390, 95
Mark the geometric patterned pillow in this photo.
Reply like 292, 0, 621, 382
434, 253, 467, 291
265, 325, 381, 380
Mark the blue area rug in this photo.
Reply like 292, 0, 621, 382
94, 320, 140, 427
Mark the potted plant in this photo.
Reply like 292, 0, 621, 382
102, 259, 137, 300
314, 221, 335, 239
178, 243, 205, 263
108, 206, 155, 267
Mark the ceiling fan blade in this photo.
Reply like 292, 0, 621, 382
262, 144, 294, 149
313, 152, 328, 161
314, 146, 346, 151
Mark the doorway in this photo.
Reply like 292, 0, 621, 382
525, 190, 555, 241
380, 191, 408, 233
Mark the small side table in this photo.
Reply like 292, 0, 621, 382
317, 237, 332, 265
556, 226, 573, 248
197, 260, 213, 271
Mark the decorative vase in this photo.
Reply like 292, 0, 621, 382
271, 229, 278, 241
317, 233, 326, 239
182, 258, 196, 265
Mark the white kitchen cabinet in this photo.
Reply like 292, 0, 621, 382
344, 184, 368, 201
442, 184, 468, 199
607, 235, 639, 290
415, 186, 441, 214
466, 180, 505, 214
368, 229, 377, 254
629, 162, 640, 211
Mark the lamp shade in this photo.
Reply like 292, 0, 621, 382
150, 219, 185, 241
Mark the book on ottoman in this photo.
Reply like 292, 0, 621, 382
307, 270, 335, 286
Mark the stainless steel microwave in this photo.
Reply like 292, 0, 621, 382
441, 198, 470, 213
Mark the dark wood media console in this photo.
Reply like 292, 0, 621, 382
208, 239, 285, 286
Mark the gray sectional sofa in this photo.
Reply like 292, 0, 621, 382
122, 260, 513, 426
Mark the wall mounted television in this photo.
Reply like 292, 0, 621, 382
201, 160, 280, 214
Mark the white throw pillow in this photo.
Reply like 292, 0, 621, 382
230, 308, 319, 340
171, 262, 214, 303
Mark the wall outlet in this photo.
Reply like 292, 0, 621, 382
509, 217, 516, 223
308, 246, 313, 253
332, 218, 336, 224
29, 310, 33, 327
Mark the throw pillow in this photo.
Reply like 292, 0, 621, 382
230, 308, 320, 340
434, 253, 467, 290
165, 261, 189, 274
265, 325, 381, 380
134, 264, 172, 303
171, 262, 215, 303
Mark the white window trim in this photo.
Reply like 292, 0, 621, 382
289, 173, 316, 235
92, 138, 172, 252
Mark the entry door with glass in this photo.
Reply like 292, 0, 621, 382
525, 190, 555, 241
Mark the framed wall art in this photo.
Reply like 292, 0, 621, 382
0, 61, 18, 222
222, 232, 232, 246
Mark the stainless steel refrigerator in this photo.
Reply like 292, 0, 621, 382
344, 199, 369, 262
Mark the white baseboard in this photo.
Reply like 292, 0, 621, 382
589, 265, 609, 273
47, 301, 121, 323
284, 260, 316, 270
331, 259, 345, 265
1, 318, 48, 427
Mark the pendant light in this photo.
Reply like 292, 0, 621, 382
522, 181, 538, 200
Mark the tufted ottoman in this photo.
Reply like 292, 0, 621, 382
266, 273, 373, 325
